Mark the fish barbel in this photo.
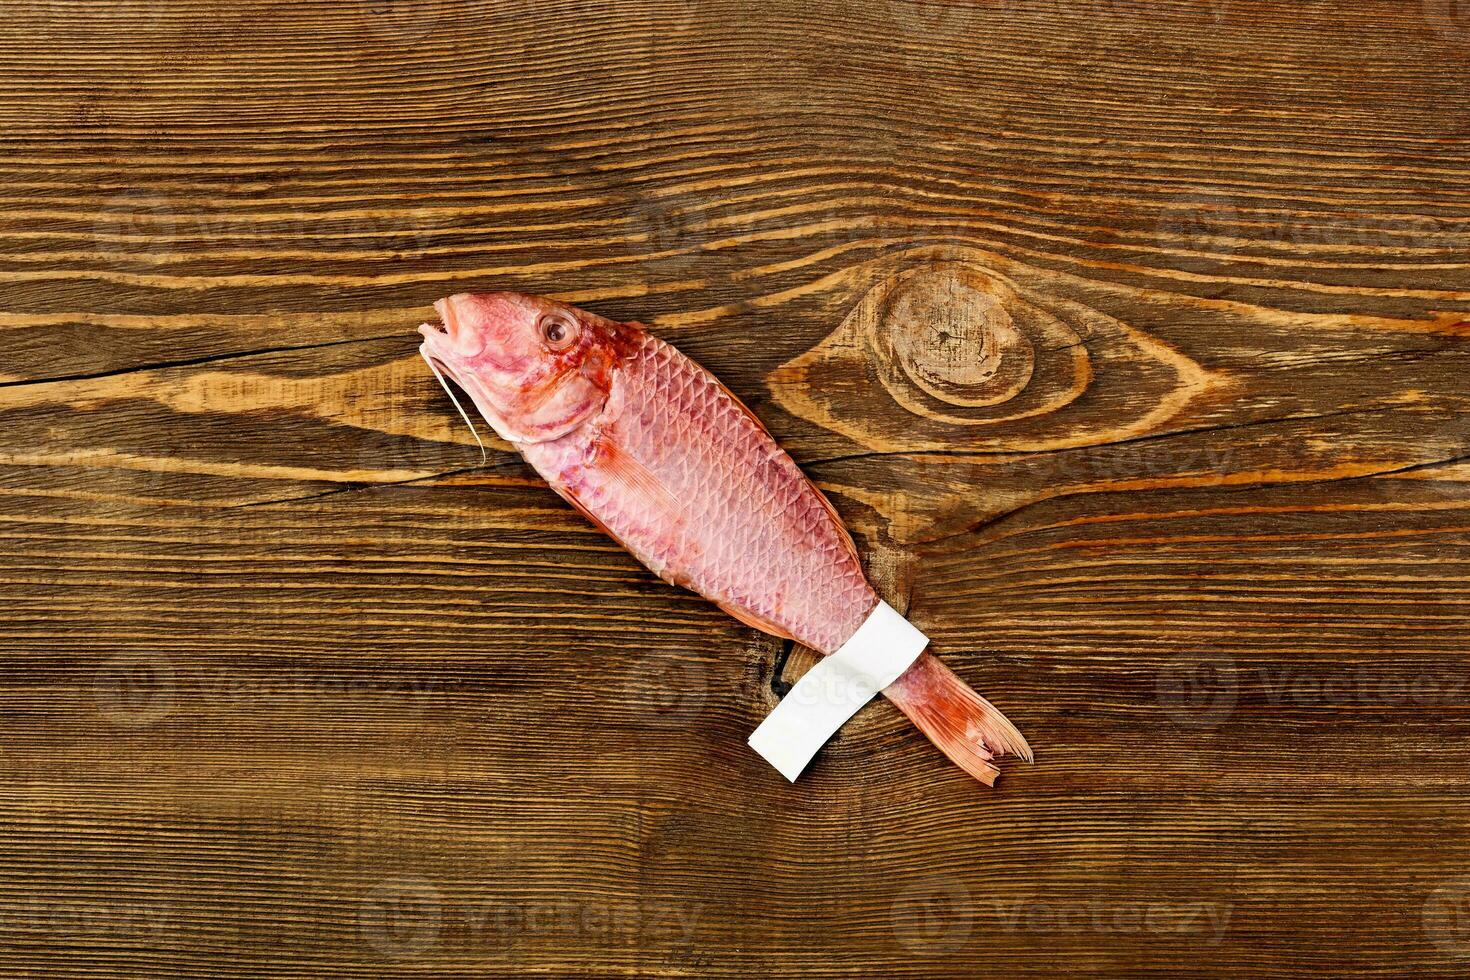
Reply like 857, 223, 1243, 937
418, 292, 1031, 784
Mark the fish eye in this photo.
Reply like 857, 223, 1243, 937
538, 312, 579, 351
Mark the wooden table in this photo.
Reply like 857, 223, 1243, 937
3, 1, 1469, 976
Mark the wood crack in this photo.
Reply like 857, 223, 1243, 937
0, 331, 407, 390
805, 404, 1408, 469
224, 464, 489, 510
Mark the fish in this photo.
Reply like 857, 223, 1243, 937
418, 292, 1032, 785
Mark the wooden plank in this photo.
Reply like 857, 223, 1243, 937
2, 0, 1469, 975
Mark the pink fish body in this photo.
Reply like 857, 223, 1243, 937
419, 292, 1030, 784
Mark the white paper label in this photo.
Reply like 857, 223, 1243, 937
747, 601, 929, 782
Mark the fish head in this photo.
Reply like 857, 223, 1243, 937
419, 292, 624, 444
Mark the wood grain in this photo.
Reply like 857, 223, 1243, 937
3, 0, 1470, 976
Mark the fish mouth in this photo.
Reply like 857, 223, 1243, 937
418, 338, 494, 462
416, 315, 487, 423
433, 297, 463, 343
417, 323, 459, 382
420, 303, 497, 366
417, 345, 476, 414
416, 331, 532, 447
419, 347, 453, 381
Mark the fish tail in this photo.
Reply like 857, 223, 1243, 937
883, 652, 1032, 787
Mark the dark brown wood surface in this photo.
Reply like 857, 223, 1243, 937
3, 0, 1469, 976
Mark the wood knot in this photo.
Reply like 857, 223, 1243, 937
875, 267, 1034, 412
771, 257, 1099, 451
764, 245, 1228, 541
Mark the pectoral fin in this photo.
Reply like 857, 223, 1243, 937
559, 438, 693, 588
584, 438, 682, 520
